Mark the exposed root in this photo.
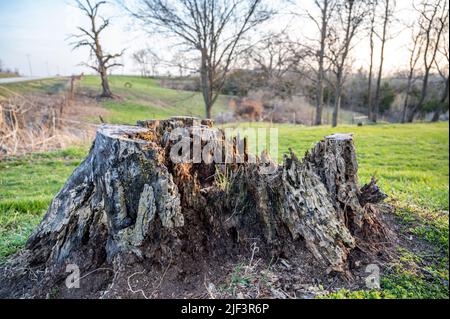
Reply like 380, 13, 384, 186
127, 271, 150, 299
354, 203, 396, 259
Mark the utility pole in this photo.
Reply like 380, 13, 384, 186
26, 54, 33, 76
45, 61, 50, 76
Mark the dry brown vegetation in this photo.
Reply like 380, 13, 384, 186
225, 93, 349, 125
230, 97, 263, 121
0, 83, 105, 158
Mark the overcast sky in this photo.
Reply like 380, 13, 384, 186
0, 0, 417, 77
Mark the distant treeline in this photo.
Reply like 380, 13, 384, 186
158, 68, 447, 124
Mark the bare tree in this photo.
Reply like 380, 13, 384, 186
149, 51, 161, 76
305, 0, 337, 125
431, 22, 449, 121
328, 0, 367, 127
132, 48, 160, 77
0, 59, 3, 73
244, 32, 300, 92
126, 0, 272, 118
366, 0, 378, 120
401, 26, 424, 123
69, 0, 124, 98
372, 0, 396, 122
407, 0, 448, 122
132, 49, 150, 77
171, 52, 192, 77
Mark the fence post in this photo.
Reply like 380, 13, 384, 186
0, 103, 3, 128
52, 109, 56, 135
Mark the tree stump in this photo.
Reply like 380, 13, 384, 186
0, 117, 390, 298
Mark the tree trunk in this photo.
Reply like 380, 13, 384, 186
412, 46, 434, 122
367, 9, 375, 121
402, 72, 414, 123
367, 46, 374, 121
407, 105, 419, 123
314, 0, 329, 126
373, 0, 391, 124
402, 96, 410, 123
0, 117, 390, 298
431, 110, 440, 122
200, 48, 213, 119
332, 85, 341, 127
373, 40, 384, 119
432, 76, 449, 122
100, 69, 113, 98
315, 78, 325, 126
408, 66, 432, 122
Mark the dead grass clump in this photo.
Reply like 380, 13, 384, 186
0, 93, 96, 158
231, 97, 263, 121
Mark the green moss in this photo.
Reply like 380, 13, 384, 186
325, 288, 395, 299
381, 266, 448, 299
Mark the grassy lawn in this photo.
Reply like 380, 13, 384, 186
0, 73, 18, 79
0, 78, 68, 98
80, 75, 229, 123
0, 76, 448, 298
0, 148, 87, 259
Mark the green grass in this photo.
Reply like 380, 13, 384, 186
0, 148, 87, 260
0, 73, 18, 79
0, 78, 68, 98
80, 75, 229, 124
0, 76, 448, 298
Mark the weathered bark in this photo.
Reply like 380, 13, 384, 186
0, 117, 389, 298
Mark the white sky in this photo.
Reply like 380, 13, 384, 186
0, 0, 420, 77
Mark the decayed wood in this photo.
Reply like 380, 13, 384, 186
25, 124, 183, 270
1, 117, 390, 297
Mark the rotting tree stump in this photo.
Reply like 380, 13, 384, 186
0, 117, 390, 298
